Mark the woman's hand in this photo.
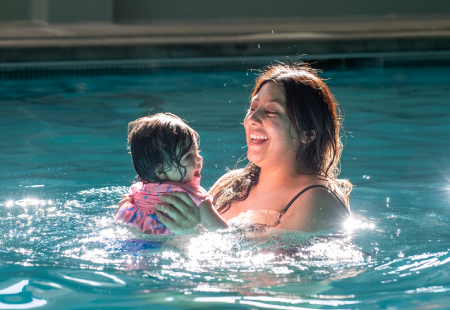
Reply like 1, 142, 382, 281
115, 194, 133, 215
155, 192, 201, 233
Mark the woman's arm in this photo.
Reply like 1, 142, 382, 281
198, 200, 229, 230
155, 192, 228, 233
277, 187, 349, 232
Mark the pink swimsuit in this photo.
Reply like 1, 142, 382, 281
115, 181, 212, 235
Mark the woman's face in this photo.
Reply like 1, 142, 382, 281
244, 81, 299, 168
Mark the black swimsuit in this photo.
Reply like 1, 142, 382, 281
278, 185, 349, 220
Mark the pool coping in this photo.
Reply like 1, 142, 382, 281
1, 17, 450, 64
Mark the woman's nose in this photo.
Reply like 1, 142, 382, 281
249, 107, 264, 124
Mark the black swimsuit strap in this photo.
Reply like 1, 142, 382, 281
279, 185, 348, 218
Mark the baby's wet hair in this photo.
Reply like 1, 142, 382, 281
128, 113, 199, 183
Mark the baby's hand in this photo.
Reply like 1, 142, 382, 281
115, 194, 133, 215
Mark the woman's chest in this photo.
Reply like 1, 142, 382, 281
221, 187, 300, 221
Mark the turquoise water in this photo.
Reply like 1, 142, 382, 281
1, 66, 450, 309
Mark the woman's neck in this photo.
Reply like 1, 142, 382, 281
257, 159, 315, 189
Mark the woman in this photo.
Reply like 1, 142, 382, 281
120, 63, 352, 232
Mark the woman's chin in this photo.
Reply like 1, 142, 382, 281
247, 152, 264, 165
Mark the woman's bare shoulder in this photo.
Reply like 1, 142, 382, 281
278, 184, 350, 232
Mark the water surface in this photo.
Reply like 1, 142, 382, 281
1, 66, 450, 309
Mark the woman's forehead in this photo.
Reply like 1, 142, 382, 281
252, 81, 286, 103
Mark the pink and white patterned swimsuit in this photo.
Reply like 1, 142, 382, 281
115, 181, 212, 235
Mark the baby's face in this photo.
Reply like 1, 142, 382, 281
164, 145, 203, 184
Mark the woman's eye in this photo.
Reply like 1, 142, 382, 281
266, 110, 278, 115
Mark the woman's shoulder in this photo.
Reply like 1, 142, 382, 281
295, 176, 350, 207
278, 179, 350, 231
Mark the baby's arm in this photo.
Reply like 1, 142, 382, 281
115, 194, 133, 214
198, 200, 229, 230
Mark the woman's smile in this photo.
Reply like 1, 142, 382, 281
249, 132, 269, 145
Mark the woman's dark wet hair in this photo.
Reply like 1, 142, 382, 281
128, 113, 199, 183
209, 62, 352, 213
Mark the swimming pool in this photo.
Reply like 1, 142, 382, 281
1, 64, 450, 309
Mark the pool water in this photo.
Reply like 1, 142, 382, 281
1, 66, 450, 309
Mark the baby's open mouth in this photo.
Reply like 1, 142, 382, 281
194, 171, 201, 178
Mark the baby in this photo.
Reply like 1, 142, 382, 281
115, 113, 213, 235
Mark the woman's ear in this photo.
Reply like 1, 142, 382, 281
155, 163, 167, 179
301, 130, 317, 144
309, 130, 316, 142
